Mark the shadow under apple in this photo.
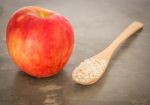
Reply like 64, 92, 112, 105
13, 70, 70, 105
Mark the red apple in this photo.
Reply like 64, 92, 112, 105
6, 6, 74, 78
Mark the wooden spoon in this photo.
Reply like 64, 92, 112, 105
72, 21, 144, 85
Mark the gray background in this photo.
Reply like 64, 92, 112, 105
0, 0, 150, 105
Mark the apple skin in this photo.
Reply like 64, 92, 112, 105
6, 6, 74, 78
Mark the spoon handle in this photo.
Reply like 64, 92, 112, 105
106, 21, 143, 57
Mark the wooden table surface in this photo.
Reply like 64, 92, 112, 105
0, 0, 150, 105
